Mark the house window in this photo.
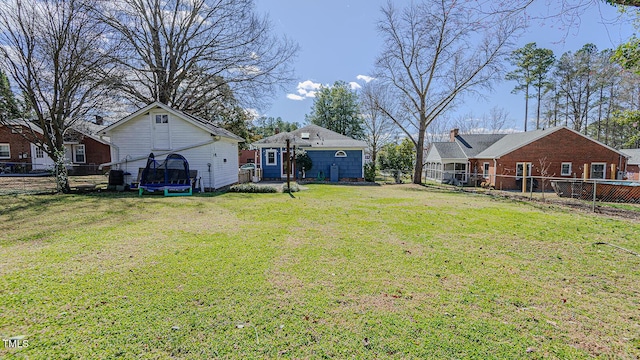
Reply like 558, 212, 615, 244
483, 162, 490, 176
561, 162, 572, 176
155, 114, 168, 124
0, 143, 9, 159
591, 163, 606, 179
516, 162, 532, 178
35, 146, 44, 158
266, 149, 277, 166
72, 144, 86, 163
335, 150, 347, 158
10, 127, 22, 134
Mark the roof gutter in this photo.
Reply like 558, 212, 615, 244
98, 139, 216, 170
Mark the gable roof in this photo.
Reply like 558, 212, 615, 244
252, 124, 367, 148
621, 149, 640, 165
426, 133, 506, 161
475, 126, 627, 159
100, 102, 244, 142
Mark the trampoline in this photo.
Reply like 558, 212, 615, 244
138, 153, 192, 196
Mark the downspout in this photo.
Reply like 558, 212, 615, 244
493, 158, 498, 187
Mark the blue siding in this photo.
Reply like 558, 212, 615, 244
261, 148, 282, 179
305, 150, 362, 180
259, 148, 363, 180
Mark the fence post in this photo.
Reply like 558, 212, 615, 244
592, 180, 597, 212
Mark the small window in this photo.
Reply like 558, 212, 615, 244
561, 162, 572, 176
483, 162, 490, 176
335, 150, 347, 158
301, 132, 310, 139
0, 143, 10, 159
73, 144, 86, 163
155, 114, 168, 124
11, 127, 22, 134
266, 149, 277, 166
591, 163, 606, 179
35, 146, 44, 159
516, 162, 532, 178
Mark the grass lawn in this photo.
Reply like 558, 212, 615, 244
1, 184, 639, 359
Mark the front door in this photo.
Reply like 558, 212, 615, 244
281, 151, 294, 178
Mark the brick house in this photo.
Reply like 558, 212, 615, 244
0, 121, 111, 175
621, 149, 640, 181
424, 126, 629, 190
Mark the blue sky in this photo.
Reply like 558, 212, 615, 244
253, 0, 637, 131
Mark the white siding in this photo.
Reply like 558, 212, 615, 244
107, 108, 240, 189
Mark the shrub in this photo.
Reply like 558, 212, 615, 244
228, 183, 277, 193
364, 163, 376, 182
282, 182, 300, 193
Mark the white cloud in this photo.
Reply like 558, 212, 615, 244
287, 80, 322, 101
349, 82, 362, 90
356, 75, 375, 83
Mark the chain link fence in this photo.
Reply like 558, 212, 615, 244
0, 163, 110, 195
483, 174, 640, 212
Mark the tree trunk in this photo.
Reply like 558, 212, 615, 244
413, 125, 425, 184
53, 147, 70, 193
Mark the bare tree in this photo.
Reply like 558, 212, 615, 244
99, 0, 298, 117
0, 0, 116, 192
360, 81, 396, 165
374, 0, 524, 183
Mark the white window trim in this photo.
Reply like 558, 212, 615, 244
35, 146, 44, 159
590, 162, 606, 180
483, 162, 490, 176
266, 149, 277, 166
335, 150, 347, 158
561, 162, 572, 176
72, 144, 86, 163
0, 143, 10, 159
515, 162, 532, 178
155, 114, 169, 124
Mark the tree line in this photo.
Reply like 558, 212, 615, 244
507, 42, 640, 149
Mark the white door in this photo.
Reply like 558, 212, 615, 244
281, 151, 294, 178
30, 143, 54, 170
152, 113, 170, 150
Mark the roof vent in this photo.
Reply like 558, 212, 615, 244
301, 132, 310, 139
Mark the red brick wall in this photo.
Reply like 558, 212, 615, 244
83, 137, 111, 165
239, 149, 258, 166
0, 125, 38, 163
627, 165, 639, 181
490, 128, 627, 190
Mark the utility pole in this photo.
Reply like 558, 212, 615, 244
286, 138, 291, 193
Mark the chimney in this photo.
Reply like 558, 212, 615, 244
275, 127, 280, 134
95, 115, 104, 125
449, 128, 459, 142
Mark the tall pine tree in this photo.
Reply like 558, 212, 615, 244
0, 70, 20, 121
306, 80, 364, 139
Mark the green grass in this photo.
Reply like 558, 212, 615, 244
1, 184, 639, 359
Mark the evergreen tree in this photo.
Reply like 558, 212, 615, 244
306, 80, 364, 139
0, 70, 20, 121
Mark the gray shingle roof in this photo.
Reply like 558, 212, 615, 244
253, 124, 367, 148
455, 134, 507, 158
621, 149, 640, 165
427, 142, 466, 160
474, 128, 558, 159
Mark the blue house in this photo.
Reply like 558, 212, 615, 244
252, 124, 367, 181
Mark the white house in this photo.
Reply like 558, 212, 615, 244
99, 102, 243, 190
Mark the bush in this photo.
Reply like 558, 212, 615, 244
364, 163, 376, 182
282, 182, 300, 193
228, 183, 277, 193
